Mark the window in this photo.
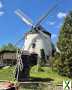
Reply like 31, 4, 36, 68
32, 43, 36, 48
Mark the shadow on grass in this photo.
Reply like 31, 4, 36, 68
18, 77, 54, 82
30, 77, 54, 82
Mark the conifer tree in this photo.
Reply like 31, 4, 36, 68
57, 12, 72, 77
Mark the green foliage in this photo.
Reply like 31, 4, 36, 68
57, 11, 72, 77
0, 43, 17, 52
51, 52, 60, 71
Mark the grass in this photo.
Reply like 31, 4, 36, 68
0, 66, 15, 81
30, 65, 72, 85
0, 65, 72, 85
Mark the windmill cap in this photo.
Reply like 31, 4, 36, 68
25, 25, 51, 37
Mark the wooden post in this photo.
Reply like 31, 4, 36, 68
36, 56, 40, 72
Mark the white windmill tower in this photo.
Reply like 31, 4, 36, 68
15, 3, 58, 65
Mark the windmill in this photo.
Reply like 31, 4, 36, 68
14, 1, 62, 81
14, 2, 59, 59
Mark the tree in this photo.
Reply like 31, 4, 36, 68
0, 43, 17, 52
57, 11, 72, 77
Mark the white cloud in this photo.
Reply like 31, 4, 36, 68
51, 34, 57, 39
57, 12, 67, 19
0, 11, 4, 16
0, 1, 3, 8
49, 21, 55, 25
0, 1, 4, 16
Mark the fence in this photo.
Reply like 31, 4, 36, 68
18, 82, 63, 90
0, 81, 72, 90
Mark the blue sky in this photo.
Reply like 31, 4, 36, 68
0, 0, 72, 47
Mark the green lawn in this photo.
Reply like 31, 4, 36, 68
0, 65, 72, 85
0, 66, 15, 81
30, 65, 72, 85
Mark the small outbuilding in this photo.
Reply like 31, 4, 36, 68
0, 50, 17, 66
